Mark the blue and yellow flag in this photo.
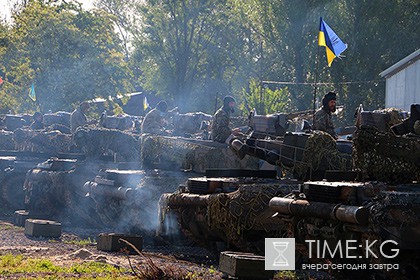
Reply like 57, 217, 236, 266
143, 95, 149, 111
28, 83, 36, 102
318, 17, 347, 67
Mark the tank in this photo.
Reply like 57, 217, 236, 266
158, 105, 419, 278
23, 157, 118, 227
81, 168, 192, 231
264, 106, 419, 277
157, 171, 301, 253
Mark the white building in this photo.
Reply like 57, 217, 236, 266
379, 49, 420, 111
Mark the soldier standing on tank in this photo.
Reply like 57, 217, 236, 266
141, 100, 170, 135
211, 95, 241, 143
30, 112, 44, 130
313, 91, 338, 139
70, 101, 95, 133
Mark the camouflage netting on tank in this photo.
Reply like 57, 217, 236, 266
141, 135, 259, 173
380, 108, 407, 128
24, 168, 103, 227
370, 191, 420, 230
171, 112, 212, 135
0, 131, 15, 150
207, 184, 295, 251
74, 126, 140, 161
290, 131, 352, 179
13, 128, 73, 153
24, 170, 69, 215
94, 171, 191, 230
359, 108, 406, 132
353, 126, 420, 182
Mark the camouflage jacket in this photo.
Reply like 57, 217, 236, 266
211, 107, 231, 143
70, 107, 87, 133
141, 108, 165, 134
313, 107, 337, 138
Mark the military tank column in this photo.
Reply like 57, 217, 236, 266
1, 103, 419, 279
154, 104, 419, 278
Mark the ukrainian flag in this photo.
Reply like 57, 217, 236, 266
28, 83, 36, 102
318, 17, 347, 67
143, 95, 149, 111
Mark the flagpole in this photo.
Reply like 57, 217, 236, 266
315, 17, 347, 124
313, 38, 321, 124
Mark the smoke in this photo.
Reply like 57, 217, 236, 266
63, 166, 193, 240
113, 170, 192, 233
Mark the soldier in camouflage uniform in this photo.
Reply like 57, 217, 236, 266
71, 101, 91, 133
211, 96, 240, 143
313, 91, 338, 139
141, 100, 169, 135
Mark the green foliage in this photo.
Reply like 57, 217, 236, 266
240, 79, 295, 115
63, 237, 95, 246
0, 254, 132, 279
0, 0, 418, 121
131, 0, 255, 113
0, 0, 133, 113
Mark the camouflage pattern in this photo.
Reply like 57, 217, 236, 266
74, 127, 140, 162
0, 131, 15, 150
70, 107, 87, 133
141, 135, 259, 173
13, 128, 72, 153
141, 108, 166, 135
211, 107, 231, 143
353, 125, 420, 182
313, 107, 337, 138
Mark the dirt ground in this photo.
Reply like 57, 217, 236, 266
0, 211, 223, 279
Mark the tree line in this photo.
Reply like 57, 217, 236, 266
0, 0, 418, 124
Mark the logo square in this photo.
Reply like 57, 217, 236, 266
265, 238, 295, 270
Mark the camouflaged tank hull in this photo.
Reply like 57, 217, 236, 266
353, 125, 420, 183
141, 135, 260, 173
83, 169, 193, 231
158, 178, 300, 254
23, 159, 119, 227
74, 127, 140, 162
12, 128, 73, 154
269, 180, 420, 278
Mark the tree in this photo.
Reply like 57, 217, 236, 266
94, 0, 135, 60
0, 0, 133, 113
240, 79, 295, 115
233, 0, 329, 111
132, 0, 253, 112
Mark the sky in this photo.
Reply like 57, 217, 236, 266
0, 0, 95, 22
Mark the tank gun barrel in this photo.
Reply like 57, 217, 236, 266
162, 193, 211, 207
84, 181, 133, 200
269, 197, 369, 225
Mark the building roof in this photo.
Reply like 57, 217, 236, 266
379, 49, 420, 78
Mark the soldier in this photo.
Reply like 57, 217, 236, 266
71, 101, 93, 133
141, 100, 169, 135
313, 91, 338, 139
30, 112, 44, 130
211, 95, 241, 143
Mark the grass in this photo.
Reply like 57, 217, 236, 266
63, 237, 96, 246
0, 253, 219, 280
0, 254, 135, 279
0, 224, 20, 231
275, 270, 299, 279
